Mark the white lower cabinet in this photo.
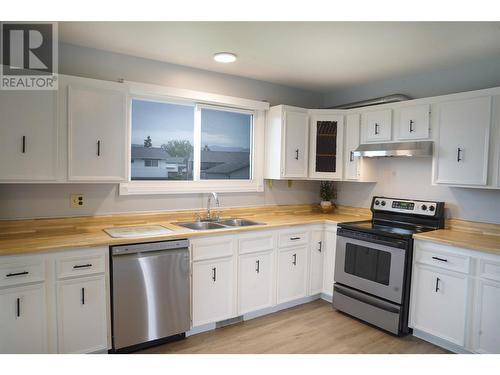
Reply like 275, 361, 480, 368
0, 283, 48, 353
308, 230, 324, 295
411, 240, 500, 353
410, 265, 468, 346
238, 250, 275, 314
277, 246, 308, 304
192, 256, 235, 326
57, 275, 107, 354
0, 247, 109, 354
473, 279, 500, 354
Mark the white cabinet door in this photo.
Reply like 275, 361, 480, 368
192, 257, 234, 326
344, 113, 361, 180
0, 91, 57, 181
322, 226, 337, 296
283, 110, 309, 178
238, 250, 275, 314
0, 284, 47, 353
68, 83, 127, 181
308, 114, 344, 179
435, 97, 491, 185
308, 230, 324, 295
277, 246, 308, 304
410, 265, 468, 346
361, 109, 392, 142
473, 279, 500, 354
57, 275, 107, 354
397, 104, 430, 140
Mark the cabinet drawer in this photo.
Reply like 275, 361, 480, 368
278, 229, 310, 248
56, 252, 106, 279
0, 256, 45, 287
239, 232, 275, 255
192, 236, 235, 261
415, 244, 470, 274
479, 258, 500, 282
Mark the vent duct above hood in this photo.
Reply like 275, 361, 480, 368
352, 141, 433, 158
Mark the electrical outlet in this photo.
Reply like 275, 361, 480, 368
70, 194, 85, 208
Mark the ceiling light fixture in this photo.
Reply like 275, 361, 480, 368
213, 52, 237, 63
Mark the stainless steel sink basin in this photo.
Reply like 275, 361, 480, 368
176, 221, 227, 231
218, 218, 263, 227
175, 218, 264, 231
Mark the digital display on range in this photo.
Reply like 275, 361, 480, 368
392, 201, 414, 210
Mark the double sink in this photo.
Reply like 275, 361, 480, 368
176, 218, 264, 231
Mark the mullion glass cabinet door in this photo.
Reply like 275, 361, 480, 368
315, 120, 338, 173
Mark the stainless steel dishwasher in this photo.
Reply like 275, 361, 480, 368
110, 239, 190, 353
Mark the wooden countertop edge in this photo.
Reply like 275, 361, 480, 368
0, 217, 349, 257
413, 231, 500, 256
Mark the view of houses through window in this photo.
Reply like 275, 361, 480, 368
130, 99, 252, 181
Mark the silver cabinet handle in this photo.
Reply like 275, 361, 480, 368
295, 149, 299, 160
435, 277, 440, 293
16, 298, 21, 317
22, 136, 26, 153
212, 267, 216, 282
292, 253, 297, 266
374, 123, 379, 135
318, 241, 322, 252
81, 287, 85, 305
350, 151, 354, 162
73, 263, 92, 269
255, 260, 260, 273
290, 237, 301, 241
409, 120, 415, 133
6, 271, 29, 277
432, 256, 448, 263
457, 147, 463, 162
97, 140, 101, 156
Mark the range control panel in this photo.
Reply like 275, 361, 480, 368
372, 197, 439, 216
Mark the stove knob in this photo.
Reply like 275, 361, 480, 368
375, 200, 380, 206
429, 205, 435, 212
421, 204, 427, 211
381, 201, 386, 206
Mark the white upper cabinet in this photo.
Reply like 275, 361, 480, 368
396, 104, 430, 140
265, 105, 309, 179
361, 109, 392, 143
66, 78, 128, 182
0, 90, 58, 181
308, 112, 344, 180
344, 113, 361, 180
434, 96, 491, 186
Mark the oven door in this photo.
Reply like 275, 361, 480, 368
334, 233, 406, 304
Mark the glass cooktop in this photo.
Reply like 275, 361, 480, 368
338, 220, 435, 239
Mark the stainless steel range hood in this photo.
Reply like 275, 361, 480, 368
352, 141, 433, 158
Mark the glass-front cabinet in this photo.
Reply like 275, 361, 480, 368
308, 112, 344, 179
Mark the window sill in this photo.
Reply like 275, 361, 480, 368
119, 180, 264, 195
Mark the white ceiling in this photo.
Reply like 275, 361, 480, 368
59, 22, 500, 93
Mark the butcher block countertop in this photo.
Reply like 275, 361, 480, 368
1, 205, 498, 257
414, 218, 500, 256
0, 204, 370, 256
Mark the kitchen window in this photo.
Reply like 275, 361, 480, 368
121, 86, 266, 195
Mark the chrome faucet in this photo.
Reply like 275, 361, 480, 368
206, 192, 220, 221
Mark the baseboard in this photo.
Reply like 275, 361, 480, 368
189, 294, 323, 337
412, 329, 472, 354
320, 292, 333, 302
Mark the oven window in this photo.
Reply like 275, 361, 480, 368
344, 243, 391, 285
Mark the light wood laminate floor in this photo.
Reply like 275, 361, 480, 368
138, 300, 448, 354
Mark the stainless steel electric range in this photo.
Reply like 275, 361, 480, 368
333, 196, 445, 336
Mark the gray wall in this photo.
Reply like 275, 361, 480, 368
334, 158, 500, 224
323, 54, 500, 107
324, 54, 500, 224
0, 44, 323, 220
60, 43, 323, 108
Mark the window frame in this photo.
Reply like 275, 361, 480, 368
120, 84, 266, 195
